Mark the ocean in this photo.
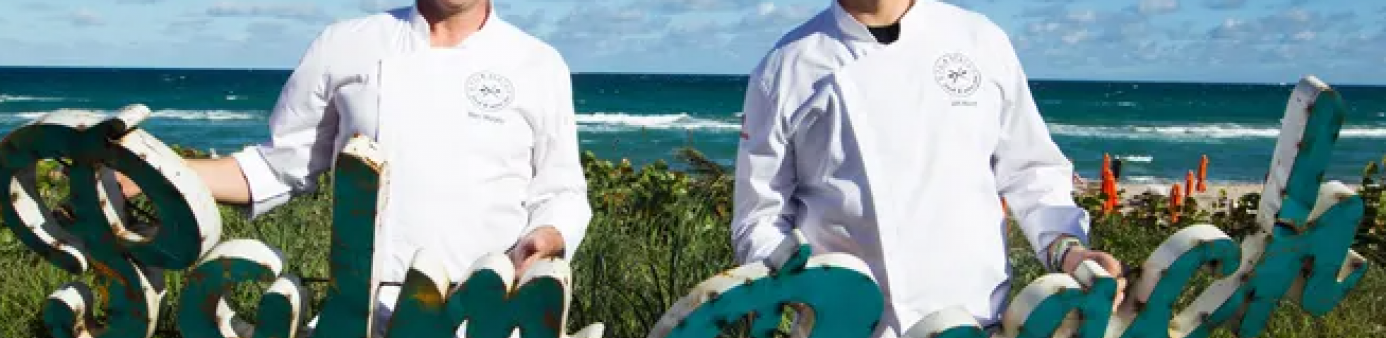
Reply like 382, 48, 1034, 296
2, 67, 1384, 184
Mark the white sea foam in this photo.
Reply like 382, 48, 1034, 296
1115, 155, 1153, 163
0, 94, 67, 103
576, 112, 739, 132
153, 109, 258, 120
5, 109, 260, 122
1048, 123, 1386, 140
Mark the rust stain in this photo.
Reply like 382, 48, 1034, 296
544, 310, 562, 331
90, 261, 130, 285
411, 288, 444, 306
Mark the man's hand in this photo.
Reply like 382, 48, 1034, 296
507, 226, 566, 279
113, 171, 142, 198
1061, 247, 1127, 311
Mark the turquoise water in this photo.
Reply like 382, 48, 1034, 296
2, 67, 1384, 183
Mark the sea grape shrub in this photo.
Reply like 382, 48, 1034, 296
1356, 159, 1386, 267
573, 149, 741, 338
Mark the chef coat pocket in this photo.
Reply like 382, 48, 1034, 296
951, 84, 1003, 149
454, 106, 535, 161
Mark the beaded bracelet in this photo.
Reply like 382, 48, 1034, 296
1047, 236, 1085, 273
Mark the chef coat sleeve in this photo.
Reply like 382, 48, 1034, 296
523, 56, 592, 259
988, 27, 1091, 272
230, 27, 341, 219
730, 72, 796, 265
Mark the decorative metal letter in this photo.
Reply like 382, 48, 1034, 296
647, 231, 886, 338
0, 106, 222, 338
0, 106, 604, 338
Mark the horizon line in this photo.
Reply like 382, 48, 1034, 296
1, 65, 1381, 88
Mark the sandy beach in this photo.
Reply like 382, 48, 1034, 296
1128, 182, 1262, 209
1080, 176, 1370, 215
1075, 178, 1351, 212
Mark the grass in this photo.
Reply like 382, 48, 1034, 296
1, 148, 1384, 338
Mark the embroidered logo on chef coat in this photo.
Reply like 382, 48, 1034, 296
933, 53, 981, 99
466, 71, 515, 113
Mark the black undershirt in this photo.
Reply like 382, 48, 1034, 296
867, 22, 901, 44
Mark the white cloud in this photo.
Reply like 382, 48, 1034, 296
649, 0, 759, 13
1061, 30, 1089, 44
555, 6, 661, 36
1138, 0, 1179, 15
1203, 0, 1245, 10
1208, 18, 1247, 40
1068, 9, 1097, 24
164, 18, 212, 35
358, 0, 396, 13
206, 2, 332, 24
68, 9, 103, 27
735, 2, 814, 29
507, 11, 547, 33
21, 3, 56, 11
757, 2, 776, 16
1020, 4, 1066, 19
536, 1, 816, 73
1291, 30, 1315, 41
940, 0, 982, 9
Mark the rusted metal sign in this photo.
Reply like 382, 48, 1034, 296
647, 76, 1370, 338
0, 76, 1371, 338
0, 107, 603, 338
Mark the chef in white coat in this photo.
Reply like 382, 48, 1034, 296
731, 0, 1124, 336
118, 0, 591, 335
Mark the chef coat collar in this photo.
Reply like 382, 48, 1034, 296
405, 2, 503, 49
829, 0, 926, 44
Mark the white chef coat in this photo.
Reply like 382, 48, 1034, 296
229, 4, 591, 326
731, 1, 1089, 336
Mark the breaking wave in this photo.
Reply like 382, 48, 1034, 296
5, 109, 261, 122
0, 94, 68, 103
1048, 123, 1386, 140
577, 112, 739, 132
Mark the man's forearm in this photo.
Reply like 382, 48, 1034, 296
185, 158, 252, 205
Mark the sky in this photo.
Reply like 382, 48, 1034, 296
0, 0, 1382, 84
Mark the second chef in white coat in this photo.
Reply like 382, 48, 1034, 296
731, 0, 1125, 337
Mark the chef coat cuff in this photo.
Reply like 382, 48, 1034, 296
231, 148, 294, 220
525, 193, 592, 260
732, 219, 792, 265
1021, 207, 1091, 272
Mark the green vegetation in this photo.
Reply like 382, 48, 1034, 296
1, 147, 1384, 337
